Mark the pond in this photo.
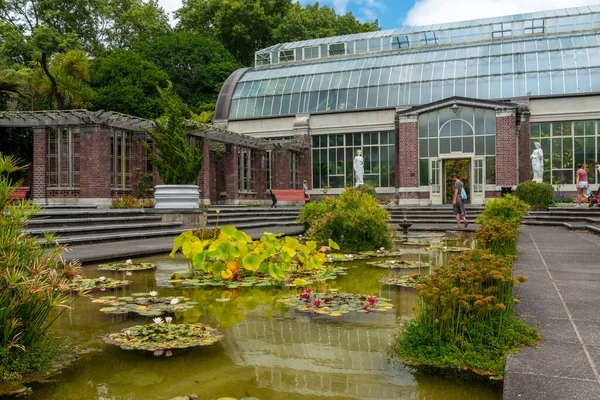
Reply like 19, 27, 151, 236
20, 232, 500, 400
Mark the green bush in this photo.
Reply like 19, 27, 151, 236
356, 184, 377, 198
516, 181, 554, 210
0, 154, 76, 382
475, 194, 529, 228
298, 187, 392, 251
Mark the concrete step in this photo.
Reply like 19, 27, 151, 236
36, 209, 149, 219
40, 204, 98, 209
27, 215, 163, 227
524, 215, 600, 224
25, 221, 184, 237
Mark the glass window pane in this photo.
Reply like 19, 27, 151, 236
419, 139, 428, 157
429, 138, 438, 157
463, 137, 474, 153
419, 159, 429, 186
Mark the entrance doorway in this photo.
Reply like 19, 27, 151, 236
444, 159, 470, 204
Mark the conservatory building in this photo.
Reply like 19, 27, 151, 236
215, 5, 600, 204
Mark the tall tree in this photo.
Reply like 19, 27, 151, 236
272, 2, 379, 43
136, 31, 240, 111
30, 50, 93, 109
176, 0, 293, 66
90, 49, 169, 118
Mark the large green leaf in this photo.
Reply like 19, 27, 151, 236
212, 262, 226, 279
268, 263, 285, 281
242, 252, 261, 271
328, 239, 340, 250
219, 225, 239, 240
170, 231, 194, 258
306, 241, 318, 252
192, 250, 209, 272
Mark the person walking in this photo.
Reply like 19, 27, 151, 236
576, 163, 588, 207
451, 173, 469, 229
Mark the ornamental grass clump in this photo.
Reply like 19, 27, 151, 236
298, 187, 392, 251
0, 154, 77, 381
395, 249, 538, 378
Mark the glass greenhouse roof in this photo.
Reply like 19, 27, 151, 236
227, 6, 600, 120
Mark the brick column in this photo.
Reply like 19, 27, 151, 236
197, 139, 211, 204
495, 110, 518, 187
518, 113, 531, 183
223, 144, 238, 203
272, 149, 290, 189
32, 127, 47, 202
252, 150, 266, 199
78, 125, 112, 199
293, 115, 312, 190
397, 115, 419, 189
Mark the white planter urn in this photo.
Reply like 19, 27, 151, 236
154, 185, 199, 209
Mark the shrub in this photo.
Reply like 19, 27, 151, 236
298, 187, 392, 251
516, 181, 554, 210
475, 220, 519, 256
141, 199, 155, 208
475, 194, 529, 228
0, 154, 76, 381
110, 196, 141, 209
356, 184, 377, 198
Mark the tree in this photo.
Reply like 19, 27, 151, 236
272, 2, 379, 44
90, 49, 169, 118
176, 0, 293, 66
136, 31, 240, 111
143, 83, 204, 185
30, 50, 93, 109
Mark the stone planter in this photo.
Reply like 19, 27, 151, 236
154, 185, 199, 209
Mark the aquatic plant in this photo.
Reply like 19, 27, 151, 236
104, 322, 223, 352
395, 248, 539, 378
367, 260, 431, 269
380, 274, 426, 288
92, 293, 198, 317
298, 187, 392, 251
170, 226, 338, 283
0, 154, 79, 381
66, 277, 130, 293
97, 261, 156, 271
277, 289, 394, 316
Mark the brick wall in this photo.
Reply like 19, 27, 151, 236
79, 125, 112, 198
32, 127, 47, 200
197, 139, 211, 204
272, 149, 290, 190
222, 144, 238, 202
397, 117, 419, 188
518, 116, 531, 183
127, 133, 148, 198
495, 113, 518, 187
252, 150, 266, 199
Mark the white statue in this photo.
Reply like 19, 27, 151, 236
354, 150, 364, 187
531, 142, 544, 183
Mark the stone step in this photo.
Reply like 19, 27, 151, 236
25, 221, 184, 236
27, 215, 163, 227
524, 215, 600, 224
40, 204, 98, 209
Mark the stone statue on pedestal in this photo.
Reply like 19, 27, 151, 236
531, 142, 544, 183
354, 150, 364, 187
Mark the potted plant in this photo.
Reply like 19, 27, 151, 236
143, 83, 204, 208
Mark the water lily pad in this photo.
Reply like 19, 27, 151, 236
98, 262, 156, 271
104, 322, 223, 352
427, 246, 471, 253
65, 278, 130, 293
92, 294, 196, 316
367, 260, 432, 269
277, 291, 393, 316
380, 275, 426, 288
168, 266, 347, 289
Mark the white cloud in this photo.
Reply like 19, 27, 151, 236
405, 0, 600, 26
301, 0, 383, 21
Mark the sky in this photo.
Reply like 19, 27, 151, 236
157, 0, 600, 29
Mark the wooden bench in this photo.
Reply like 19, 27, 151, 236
8, 186, 30, 200
271, 189, 309, 204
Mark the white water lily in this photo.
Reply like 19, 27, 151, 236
149, 291, 158, 297
153, 317, 164, 325
170, 298, 180, 305
165, 350, 172, 357
165, 317, 173, 324
390, 260, 396, 264
345, 254, 353, 258
153, 350, 164, 357
380, 247, 385, 251
125, 271, 133, 276
125, 259, 133, 265
98, 276, 106, 282
124, 329, 131, 337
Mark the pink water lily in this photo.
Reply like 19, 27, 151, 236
305, 288, 312, 294
367, 297, 377, 305
300, 293, 309, 299
313, 299, 322, 308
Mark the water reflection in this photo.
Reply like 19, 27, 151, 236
21, 232, 500, 400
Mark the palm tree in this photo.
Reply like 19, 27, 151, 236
0, 65, 31, 104
30, 50, 93, 110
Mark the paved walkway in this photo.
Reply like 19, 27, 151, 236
504, 226, 600, 399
